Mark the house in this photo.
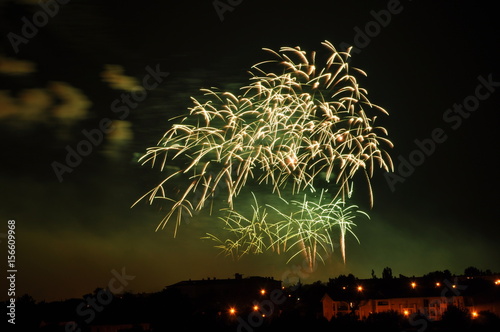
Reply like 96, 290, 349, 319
322, 293, 466, 321
321, 274, 500, 321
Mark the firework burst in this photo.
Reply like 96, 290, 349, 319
204, 190, 369, 269
134, 40, 392, 248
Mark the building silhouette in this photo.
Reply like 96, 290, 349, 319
166, 273, 282, 317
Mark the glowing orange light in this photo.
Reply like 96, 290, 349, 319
403, 310, 410, 316
452, 285, 456, 288
495, 279, 500, 285
435, 282, 441, 287
357, 286, 363, 292
229, 307, 236, 315
472, 311, 478, 318
411, 282, 416, 289
253, 305, 259, 311
342, 286, 346, 290
260, 289, 266, 295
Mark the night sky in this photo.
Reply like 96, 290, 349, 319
1, 0, 499, 302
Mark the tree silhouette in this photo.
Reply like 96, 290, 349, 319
441, 305, 472, 331
464, 266, 482, 276
382, 267, 393, 280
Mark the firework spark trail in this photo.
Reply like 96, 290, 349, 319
134, 40, 392, 254
204, 190, 369, 268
